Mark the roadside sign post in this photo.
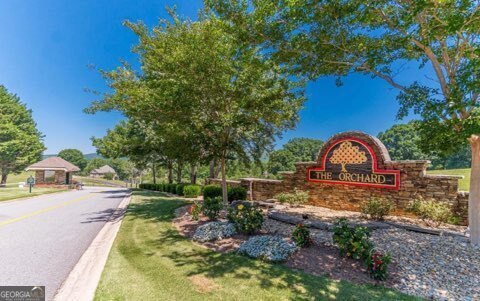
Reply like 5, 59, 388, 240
26, 176, 35, 193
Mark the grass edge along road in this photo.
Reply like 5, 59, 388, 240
94, 190, 419, 301
1, 171, 67, 202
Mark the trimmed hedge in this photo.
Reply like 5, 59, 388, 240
176, 183, 187, 196
184, 185, 202, 198
204, 184, 248, 203
139, 183, 164, 191
203, 185, 223, 199
140, 183, 247, 201
228, 186, 247, 202
139, 183, 176, 194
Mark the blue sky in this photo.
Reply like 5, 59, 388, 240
0, 0, 420, 154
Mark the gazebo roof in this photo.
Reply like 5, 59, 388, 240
26, 156, 81, 172
91, 165, 116, 174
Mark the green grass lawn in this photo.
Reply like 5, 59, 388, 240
74, 176, 127, 187
0, 171, 67, 202
0, 186, 67, 202
95, 190, 419, 301
427, 168, 470, 191
6, 171, 35, 184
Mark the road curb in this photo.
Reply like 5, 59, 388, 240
53, 191, 132, 301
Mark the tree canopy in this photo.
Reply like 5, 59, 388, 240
58, 148, 87, 171
378, 122, 430, 161
207, 0, 479, 155
267, 137, 323, 175
378, 121, 471, 169
87, 14, 305, 202
0, 85, 44, 184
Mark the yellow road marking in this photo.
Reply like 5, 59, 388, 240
0, 193, 96, 228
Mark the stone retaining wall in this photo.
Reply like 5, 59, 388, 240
207, 131, 470, 225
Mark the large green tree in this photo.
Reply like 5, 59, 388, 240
208, 0, 480, 243
267, 137, 323, 175
0, 85, 44, 185
58, 148, 87, 171
378, 121, 471, 169
87, 15, 305, 203
378, 122, 430, 161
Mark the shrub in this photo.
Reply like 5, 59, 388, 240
361, 198, 394, 221
365, 250, 392, 281
203, 185, 223, 199
176, 183, 187, 196
332, 218, 373, 260
274, 189, 309, 206
184, 185, 201, 198
103, 172, 115, 180
202, 197, 223, 220
238, 235, 298, 262
227, 202, 264, 234
406, 198, 453, 227
228, 186, 247, 202
291, 223, 312, 247
168, 184, 177, 193
189, 201, 202, 221
193, 221, 236, 242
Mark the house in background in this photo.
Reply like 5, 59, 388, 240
89, 165, 117, 180
26, 157, 80, 185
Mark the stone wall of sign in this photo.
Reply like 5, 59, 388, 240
207, 131, 470, 224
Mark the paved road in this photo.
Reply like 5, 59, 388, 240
0, 187, 129, 300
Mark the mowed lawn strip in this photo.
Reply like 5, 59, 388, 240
94, 190, 420, 301
0, 171, 67, 202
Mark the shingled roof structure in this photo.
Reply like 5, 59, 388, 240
26, 157, 80, 172
90, 165, 116, 175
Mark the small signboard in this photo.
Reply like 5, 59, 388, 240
27, 176, 35, 185
26, 176, 35, 193
307, 137, 400, 189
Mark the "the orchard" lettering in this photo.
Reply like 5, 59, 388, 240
307, 138, 400, 189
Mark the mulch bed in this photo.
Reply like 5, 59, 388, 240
172, 205, 399, 287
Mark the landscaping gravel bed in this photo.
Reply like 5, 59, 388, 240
264, 217, 480, 300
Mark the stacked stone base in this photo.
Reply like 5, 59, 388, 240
207, 162, 469, 225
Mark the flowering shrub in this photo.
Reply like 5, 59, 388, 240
332, 219, 392, 281
202, 197, 223, 220
227, 202, 264, 234
274, 189, 309, 206
190, 201, 202, 221
360, 198, 394, 221
193, 222, 236, 242
332, 218, 373, 260
365, 250, 392, 281
238, 235, 298, 262
406, 197, 453, 226
291, 223, 312, 247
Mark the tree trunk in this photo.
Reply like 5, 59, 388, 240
176, 161, 183, 183
190, 163, 197, 184
152, 163, 157, 184
0, 173, 7, 186
469, 135, 480, 245
220, 156, 228, 205
209, 160, 215, 178
214, 164, 221, 178
167, 161, 173, 184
